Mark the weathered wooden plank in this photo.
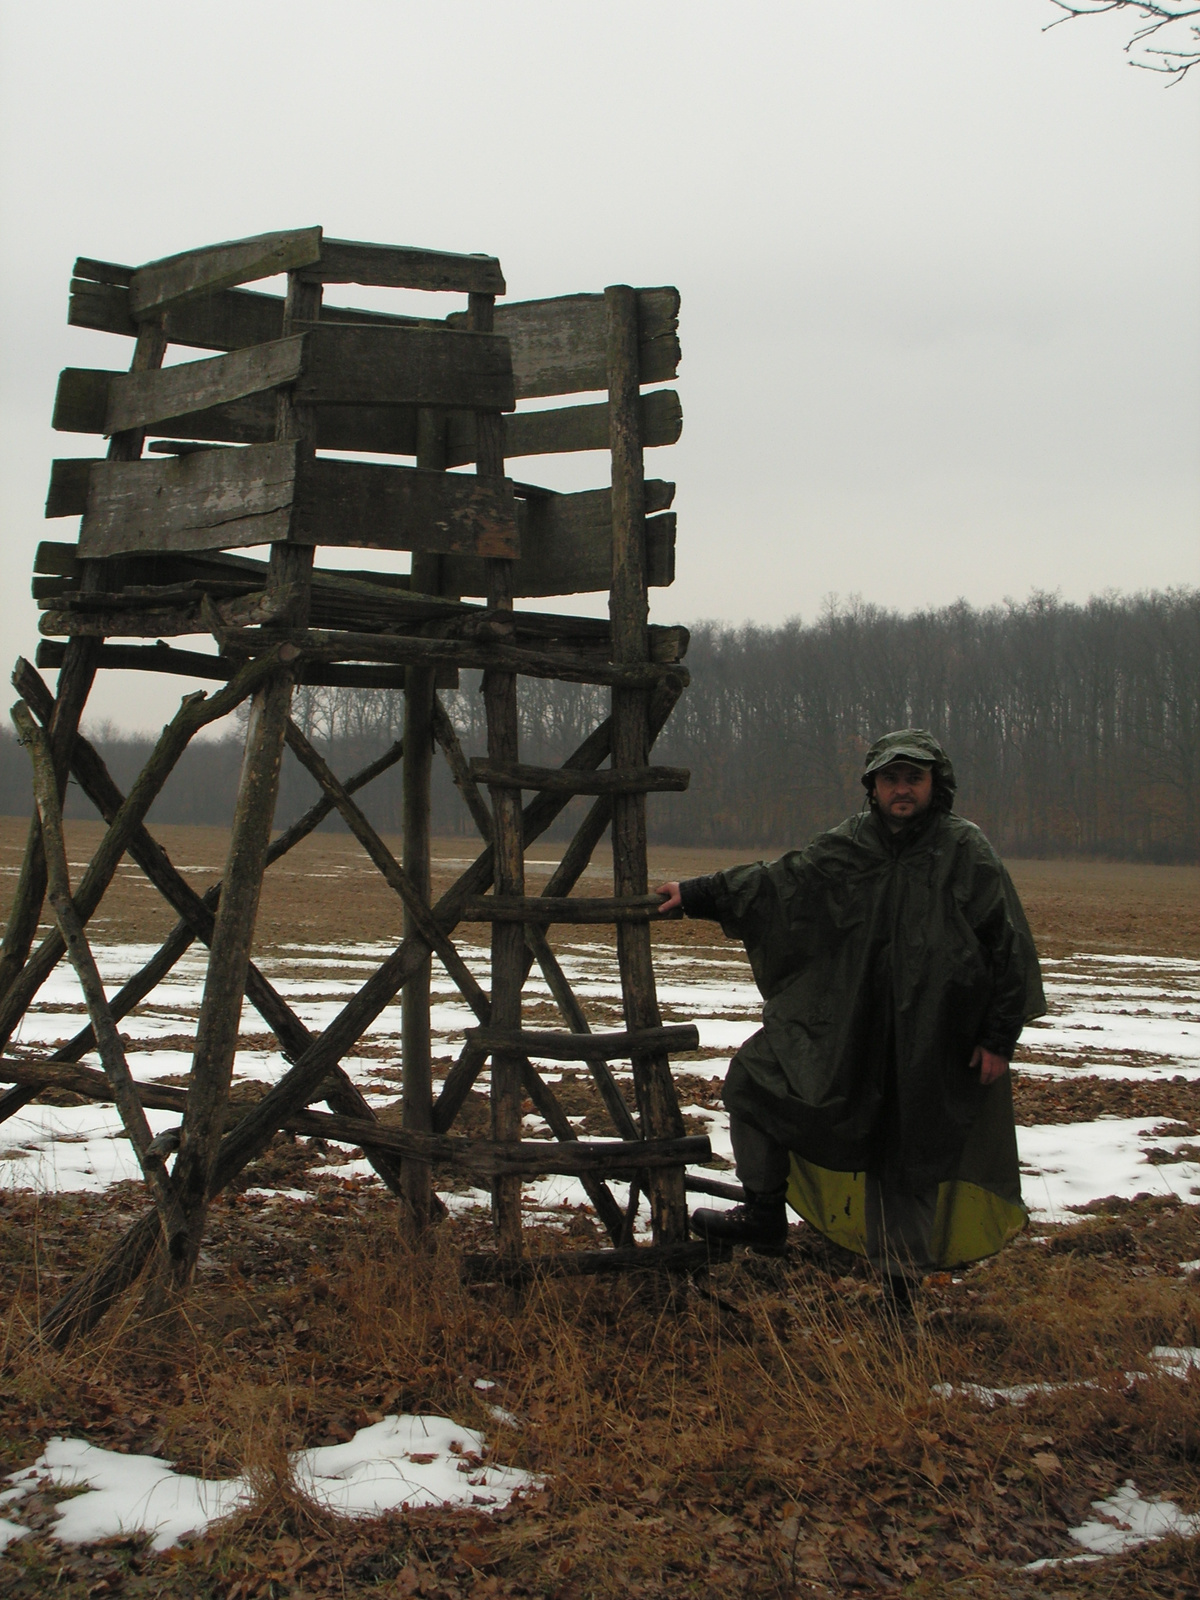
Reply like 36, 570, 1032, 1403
45, 459, 99, 519
35, 638, 409, 689
303, 238, 504, 295
73, 257, 132, 287
461, 894, 665, 924
53, 369, 112, 435
467, 760, 689, 795
104, 338, 306, 435
466, 1023, 699, 1061
77, 442, 298, 556
449, 288, 680, 399
139, 388, 677, 464
70, 264, 426, 351
75, 269, 675, 408
34, 542, 80, 576
293, 459, 519, 558
442, 483, 675, 598
294, 323, 514, 412
128, 228, 324, 317
75, 447, 520, 560
445, 387, 681, 467
141, 395, 415, 454
68, 276, 139, 339
31, 577, 74, 602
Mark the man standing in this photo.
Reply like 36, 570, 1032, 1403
657, 729, 1044, 1304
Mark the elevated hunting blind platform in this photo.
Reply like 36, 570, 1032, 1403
0, 227, 713, 1340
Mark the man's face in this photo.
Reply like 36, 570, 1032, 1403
872, 761, 934, 830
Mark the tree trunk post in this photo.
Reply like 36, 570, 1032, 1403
605, 285, 688, 1246
167, 272, 319, 1289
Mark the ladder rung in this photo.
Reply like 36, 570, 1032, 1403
466, 1023, 700, 1060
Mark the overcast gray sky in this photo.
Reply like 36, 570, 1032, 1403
1, 0, 1197, 734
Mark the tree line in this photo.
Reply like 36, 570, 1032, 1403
1, 589, 1195, 862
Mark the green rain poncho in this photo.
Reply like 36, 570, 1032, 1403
690, 747, 1045, 1267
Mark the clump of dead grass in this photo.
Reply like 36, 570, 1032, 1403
2, 1188, 1199, 1595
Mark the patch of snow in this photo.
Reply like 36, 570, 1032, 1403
0, 1103, 179, 1192
1016, 1119, 1200, 1221
1028, 1479, 1200, 1567
4, 1417, 535, 1551
932, 1379, 1075, 1408
1150, 1347, 1200, 1379
4, 1439, 248, 1551
0, 1518, 28, 1551
239, 1187, 314, 1203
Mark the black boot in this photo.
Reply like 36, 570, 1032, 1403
882, 1272, 916, 1317
691, 1191, 788, 1254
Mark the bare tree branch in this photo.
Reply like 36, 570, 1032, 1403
1047, 2, 1200, 82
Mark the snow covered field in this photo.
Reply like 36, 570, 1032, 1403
2, 938, 1198, 1224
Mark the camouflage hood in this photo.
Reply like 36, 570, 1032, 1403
861, 728, 957, 807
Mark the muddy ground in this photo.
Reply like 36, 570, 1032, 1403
4, 818, 1196, 960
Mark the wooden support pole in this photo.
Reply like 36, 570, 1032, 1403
0, 317, 166, 1003
7, 660, 408, 1194
0, 652, 286, 1052
40, 700, 652, 1340
169, 271, 320, 1288
199, 628, 683, 691
12, 704, 187, 1252
401, 410, 445, 1236
9, 658, 399, 1078
467, 760, 689, 795
472, 290, 524, 1263
462, 894, 664, 923
605, 284, 687, 1246
467, 1023, 699, 1061
432, 695, 493, 842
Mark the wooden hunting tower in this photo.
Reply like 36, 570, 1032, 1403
0, 228, 712, 1340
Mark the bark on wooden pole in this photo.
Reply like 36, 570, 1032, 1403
605, 285, 687, 1245
13, 704, 188, 1252
471, 291, 525, 1263
0, 654, 284, 1051
168, 271, 320, 1289
401, 409, 445, 1236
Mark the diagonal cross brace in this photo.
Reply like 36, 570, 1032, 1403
13, 703, 187, 1250
39, 674, 686, 1343
283, 720, 491, 1023
0, 650, 288, 1052
10, 660, 408, 1195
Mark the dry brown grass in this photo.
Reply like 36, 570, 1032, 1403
0, 829, 1198, 1593
1, 1178, 1199, 1598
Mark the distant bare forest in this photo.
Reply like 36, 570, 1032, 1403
2, 590, 1196, 862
